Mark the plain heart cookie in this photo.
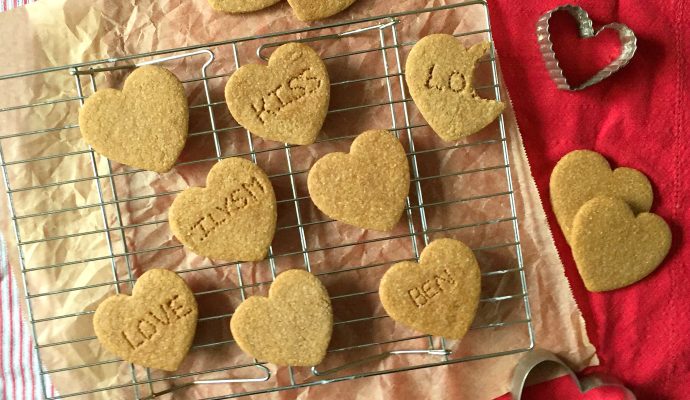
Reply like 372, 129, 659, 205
307, 130, 410, 231
225, 42, 329, 145
287, 0, 357, 21
230, 269, 333, 366
93, 269, 198, 371
208, 0, 281, 13
405, 34, 505, 141
571, 196, 671, 292
78, 66, 188, 173
550, 150, 653, 242
379, 238, 481, 339
169, 158, 277, 261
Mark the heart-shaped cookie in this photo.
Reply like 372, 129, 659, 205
169, 158, 277, 261
287, 0, 357, 21
405, 34, 505, 141
571, 196, 671, 292
550, 150, 653, 243
230, 269, 333, 366
225, 42, 329, 145
307, 130, 410, 231
78, 66, 188, 173
93, 269, 198, 371
379, 238, 481, 339
207, 0, 281, 13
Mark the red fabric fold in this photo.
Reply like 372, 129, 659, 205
490, 1, 689, 399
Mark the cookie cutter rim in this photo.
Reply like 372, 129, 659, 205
511, 348, 637, 400
536, 4, 638, 91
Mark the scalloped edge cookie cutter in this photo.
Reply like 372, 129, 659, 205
511, 349, 637, 399
536, 4, 638, 91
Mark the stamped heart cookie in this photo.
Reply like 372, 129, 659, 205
287, 0, 357, 21
79, 66, 188, 173
307, 130, 410, 231
169, 158, 277, 261
550, 150, 653, 242
571, 196, 671, 292
230, 269, 333, 366
93, 269, 198, 371
379, 238, 481, 339
225, 42, 329, 145
405, 34, 505, 141
208, 0, 281, 13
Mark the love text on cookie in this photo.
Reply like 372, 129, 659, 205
190, 175, 268, 242
424, 65, 468, 93
407, 268, 457, 308
121, 294, 194, 350
251, 68, 323, 123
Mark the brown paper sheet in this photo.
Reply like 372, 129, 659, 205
0, 1, 597, 399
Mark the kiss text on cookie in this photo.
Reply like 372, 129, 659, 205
251, 68, 323, 124
424, 65, 469, 94
407, 268, 457, 308
121, 294, 194, 350
190, 175, 267, 242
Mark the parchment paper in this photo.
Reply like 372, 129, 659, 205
0, 1, 597, 399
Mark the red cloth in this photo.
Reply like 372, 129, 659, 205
489, 1, 690, 399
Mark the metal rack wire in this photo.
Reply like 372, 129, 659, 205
0, 1, 534, 399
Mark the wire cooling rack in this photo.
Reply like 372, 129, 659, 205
0, 1, 534, 399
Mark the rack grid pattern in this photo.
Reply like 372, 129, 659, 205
0, 2, 534, 399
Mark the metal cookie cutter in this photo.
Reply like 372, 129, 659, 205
511, 349, 637, 400
536, 4, 638, 91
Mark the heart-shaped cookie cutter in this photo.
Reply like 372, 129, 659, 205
511, 349, 636, 399
536, 4, 638, 91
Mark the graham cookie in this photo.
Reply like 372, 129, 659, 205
550, 150, 653, 242
230, 269, 333, 366
169, 158, 277, 261
225, 42, 329, 145
287, 0, 357, 21
208, 0, 281, 13
405, 34, 505, 141
307, 130, 410, 231
571, 196, 671, 292
379, 238, 481, 339
79, 65, 188, 173
93, 269, 198, 371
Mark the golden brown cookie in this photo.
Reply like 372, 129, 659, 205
78, 66, 188, 173
230, 269, 333, 366
287, 0, 357, 21
307, 130, 410, 231
405, 34, 505, 141
379, 238, 481, 339
225, 42, 329, 145
550, 150, 653, 243
208, 0, 281, 13
93, 269, 198, 371
169, 158, 277, 261
571, 196, 671, 292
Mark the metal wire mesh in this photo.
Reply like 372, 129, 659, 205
0, 1, 534, 399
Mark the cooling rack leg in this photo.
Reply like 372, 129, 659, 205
377, 19, 440, 353
73, 67, 146, 400
483, 4, 535, 347
231, 41, 286, 386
